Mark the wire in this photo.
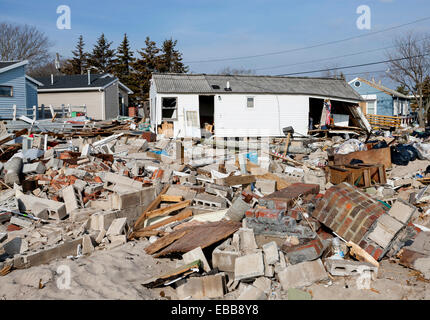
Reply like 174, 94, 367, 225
275, 53, 430, 76
255, 36, 430, 72
184, 16, 430, 64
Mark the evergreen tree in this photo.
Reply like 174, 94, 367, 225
396, 85, 410, 96
87, 33, 115, 73
158, 38, 188, 73
62, 35, 87, 75
132, 37, 161, 99
114, 33, 134, 77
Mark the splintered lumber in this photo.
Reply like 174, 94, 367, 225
224, 175, 256, 186
347, 241, 379, 267
145, 230, 190, 255
154, 220, 242, 258
142, 260, 201, 288
160, 194, 183, 202
128, 229, 165, 239
133, 185, 169, 230
130, 209, 193, 239
145, 200, 191, 220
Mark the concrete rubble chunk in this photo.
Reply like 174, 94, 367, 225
237, 284, 267, 300
324, 258, 378, 279
23, 162, 46, 174
262, 241, 279, 265
3, 237, 28, 255
106, 217, 127, 237
176, 274, 225, 299
234, 251, 265, 281
182, 246, 211, 272
252, 277, 272, 294
278, 259, 328, 290
17, 194, 67, 220
82, 235, 95, 255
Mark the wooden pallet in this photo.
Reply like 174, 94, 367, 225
329, 164, 387, 188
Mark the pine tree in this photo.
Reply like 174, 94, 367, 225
158, 38, 188, 73
114, 33, 134, 77
132, 37, 161, 99
87, 33, 115, 73
396, 85, 409, 96
62, 35, 87, 75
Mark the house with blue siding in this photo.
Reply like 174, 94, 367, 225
0, 60, 43, 119
348, 77, 410, 117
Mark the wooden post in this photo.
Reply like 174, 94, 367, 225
283, 132, 291, 157
12, 105, 17, 121
32, 105, 36, 121
49, 104, 55, 118
41, 104, 45, 119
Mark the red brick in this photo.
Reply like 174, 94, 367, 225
373, 248, 383, 260
365, 245, 375, 255
359, 240, 368, 248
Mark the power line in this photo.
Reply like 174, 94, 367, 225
275, 53, 430, 76
255, 36, 430, 72
184, 16, 430, 64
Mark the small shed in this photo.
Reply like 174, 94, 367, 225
150, 73, 368, 138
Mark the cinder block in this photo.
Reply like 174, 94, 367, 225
282, 238, 325, 265
212, 249, 240, 273
176, 274, 225, 299
277, 259, 328, 290
23, 162, 46, 174
367, 214, 404, 249
106, 217, 127, 237
324, 258, 378, 279
238, 228, 258, 252
262, 241, 279, 265
17, 194, 66, 220
62, 185, 80, 214
388, 199, 416, 224
234, 251, 265, 281
182, 246, 211, 272
237, 284, 267, 300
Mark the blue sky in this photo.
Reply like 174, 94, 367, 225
1, 0, 430, 86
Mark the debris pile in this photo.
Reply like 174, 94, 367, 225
1, 117, 430, 300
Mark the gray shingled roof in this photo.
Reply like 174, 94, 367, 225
152, 73, 364, 101
0, 61, 21, 69
35, 74, 116, 90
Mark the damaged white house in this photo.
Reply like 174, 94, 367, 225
149, 73, 371, 138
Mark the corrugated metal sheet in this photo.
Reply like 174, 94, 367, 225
152, 73, 364, 101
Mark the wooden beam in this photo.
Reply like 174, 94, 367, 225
133, 184, 169, 230
146, 200, 191, 220
145, 229, 190, 255
224, 175, 256, 186
160, 194, 183, 202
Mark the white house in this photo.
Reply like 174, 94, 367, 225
149, 73, 369, 138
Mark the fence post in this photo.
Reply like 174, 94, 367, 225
68, 104, 71, 117
61, 104, 65, 118
84, 104, 87, 116
33, 105, 37, 121
41, 104, 45, 119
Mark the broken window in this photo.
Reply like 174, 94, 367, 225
162, 97, 178, 120
247, 97, 254, 108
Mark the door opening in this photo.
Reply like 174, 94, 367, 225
199, 95, 215, 134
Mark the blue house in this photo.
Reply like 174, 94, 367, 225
0, 60, 43, 119
348, 77, 410, 117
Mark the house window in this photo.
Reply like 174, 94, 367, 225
247, 97, 254, 108
367, 100, 377, 115
186, 111, 199, 127
0, 86, 13, 97
162, 97, 178, 120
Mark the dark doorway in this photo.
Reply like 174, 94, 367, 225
199, 95, 214, 128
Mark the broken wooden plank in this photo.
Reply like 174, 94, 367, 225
133, 184, 169, 230
145, 229, 190, 255
154, 220, 242, 258
146, 200, 191, 220
160, 194, 183, 202
256, 172, 291, 190
224, 175, 256, 186
141, 260, 201, 289
130, 209, 193, 239
347, 241, 379, 267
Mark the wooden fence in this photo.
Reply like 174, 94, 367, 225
365, 114, 415, 129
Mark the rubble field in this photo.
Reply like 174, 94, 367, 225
1, 116, 430, 300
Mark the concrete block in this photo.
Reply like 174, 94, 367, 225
46, 158, 63, 170
225, 197, 251, 222
70, 207, 98, 223
3, 237, 28, 255
264, 255, 275, 277
107, 235, 127, 249
212, 249, 240, 273
10, 216, 33, 228
194, 193, 227, 208
104, 172, 144, 189
388, 199, 416, 224
111, 188, 141, 210
182, 246, 211, 272
82, 235, 94, 255
324, 259, 378, 279
176, 274, 225, 299
367, 214, 404, 249
62, 185, 80, 214
252, 277, 271, 294
95, 229, 106, 244
262, 241, 279, 265
237, 285, 267, 300
73, 179, 87, 192
256, 180, 276, 195
278, 259, 328, 290
106, 217, 127, 237
234, 251, 265, 281
17, 194, 66, 220
23, 162, 46, 174
238, 228, 258, 253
